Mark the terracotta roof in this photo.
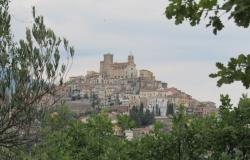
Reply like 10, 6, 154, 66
158, 87, 179, 94
109, 105, 129, 113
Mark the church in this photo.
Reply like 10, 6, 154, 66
99, 53, 138, 79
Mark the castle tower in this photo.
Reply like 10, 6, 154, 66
103, 53, 113, 76
104, 53, 113, 65
128, 54, 134, 64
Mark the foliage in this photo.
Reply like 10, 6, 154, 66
210, 95, 250, 159
132, 1, 250, 156
83, 93, 89, 99
154, 104, 161, 116
14, 96, 250, 159
19, 107, 129, 160
117, 114, 136, 131
210, 54, 250, 88
165, 0, 250, 35
90, 92, 100, 109
0, 0, 74, 154
129, 104, 155, 127
166, 102, 175, 116
129, 99, 250, 160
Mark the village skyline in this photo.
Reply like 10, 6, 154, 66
10, 0, 250, 105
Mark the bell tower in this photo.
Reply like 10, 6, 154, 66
128, 54, 134, 64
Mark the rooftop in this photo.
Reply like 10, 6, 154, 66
111, 62, 129, 69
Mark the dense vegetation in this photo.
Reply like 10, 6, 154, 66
129, 104, 155, 127
7, 96, 250, 160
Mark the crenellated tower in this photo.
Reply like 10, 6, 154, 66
100, 53, 113, 76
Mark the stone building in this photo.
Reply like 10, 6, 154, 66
86, 71, 99, 79
148, 98, 169, 116
100, 53, 138, 79
139, 69, 155, 81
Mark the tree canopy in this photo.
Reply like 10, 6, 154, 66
129, 104, 155, 127
0, 0, 74, 154
165, 0, 250, 35
14, 98, 250, 159
209, 54, 250, 89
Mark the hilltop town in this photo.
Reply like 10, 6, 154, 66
63, 53, 216, 114
45, 53, 218, 138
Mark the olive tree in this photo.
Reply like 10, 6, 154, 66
0, 0, 74, 153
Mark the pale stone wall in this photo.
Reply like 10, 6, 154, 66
128, 95, 141, 107
139, 69, 155, 81
103, 53, 113, 76
125, 64, 137, 78
111, 64, 137, 79
100, 54, 138, 79
140, 90, 157, 98
148, 98, 169, 116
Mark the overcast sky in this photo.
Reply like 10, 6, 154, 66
10, 0, 250, 106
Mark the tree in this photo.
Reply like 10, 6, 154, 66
165, 0, 250, 35
168, 107, 212, 159
0, 0, 74, 154
165, 4, 250, 158
209, 54, 250, 89
129, 106, 142, 127
20, 108, 128, 160
90, 93, 100, 109
167, 102, 174, 116
209, 95, 250, 159
129, 106, 155, 127
115, 93, 120, 105
83, 93, 89, 99
165, 0, 250, 89
142, 109, 155, 126
155, 104, 159, 116
117, 114, 136, 131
